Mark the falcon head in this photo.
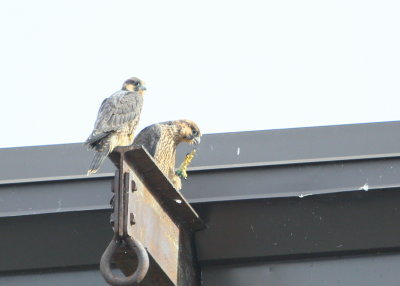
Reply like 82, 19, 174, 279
175, 119, 201, 145
122, 77, 147, 94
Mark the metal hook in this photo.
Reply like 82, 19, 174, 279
100, 234, 149, 285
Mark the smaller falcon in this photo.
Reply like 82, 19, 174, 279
134, 119, 201, 190
85, 77, 146, 175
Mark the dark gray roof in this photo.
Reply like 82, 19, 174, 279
2, 121, 400, 218
2, 120, 400, 182
2, 121, 400, 286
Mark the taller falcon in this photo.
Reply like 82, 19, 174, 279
85, 77, 146, 175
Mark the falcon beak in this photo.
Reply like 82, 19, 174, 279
140, 86, 147, 91
192, 136, 201, 145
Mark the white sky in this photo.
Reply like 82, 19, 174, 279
1, 0, 399, 148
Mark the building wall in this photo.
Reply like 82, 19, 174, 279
2, 122, 400, 285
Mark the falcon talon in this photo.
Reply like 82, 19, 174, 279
176, 148, 197, 180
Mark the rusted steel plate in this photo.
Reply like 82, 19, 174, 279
110, 145, 205, 232
130, 169, 179, 283
109, 145, 203, 285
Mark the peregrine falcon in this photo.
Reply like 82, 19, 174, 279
85, 77, 146, 175
134, 119, 201, 190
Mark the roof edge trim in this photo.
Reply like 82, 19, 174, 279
2, 152, 400, 186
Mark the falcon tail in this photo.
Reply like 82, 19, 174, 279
87, 150, 109, 175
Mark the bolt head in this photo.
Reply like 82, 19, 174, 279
130, 213, 136, 225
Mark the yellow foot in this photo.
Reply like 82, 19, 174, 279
175, 149, 197, 179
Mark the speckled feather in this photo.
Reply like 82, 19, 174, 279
134, 120, 201, 190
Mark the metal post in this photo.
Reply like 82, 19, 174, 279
100, 145, 205, 286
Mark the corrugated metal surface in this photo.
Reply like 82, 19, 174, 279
202, 253, 400, 286
2, 121, 400, 182
2, 121, 400, 285
0, 211, 111, 271
0, 267, 106, 286
2, 156, 400, 218
3, 253, 400, 286
195, 189, 400, 262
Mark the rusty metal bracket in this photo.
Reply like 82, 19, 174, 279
100, 166, 150, 285
100, 145, 205, 285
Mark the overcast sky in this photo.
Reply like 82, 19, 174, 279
1, 0, 399, 148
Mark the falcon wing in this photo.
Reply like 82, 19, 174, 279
134, 124, 162, 156
86, 90, 142, 146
